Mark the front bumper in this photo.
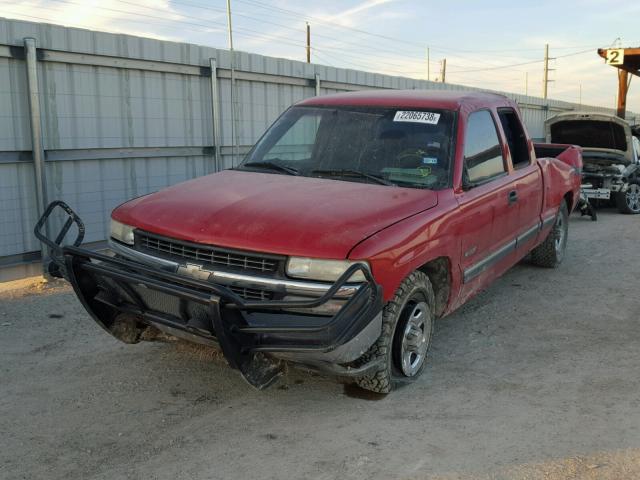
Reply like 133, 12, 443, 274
35, 202, 384, 388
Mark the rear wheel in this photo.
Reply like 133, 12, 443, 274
530, 200, 569, 268
355, 271, 435, 394
616, 182, 640, 214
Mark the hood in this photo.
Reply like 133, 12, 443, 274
112, 170, 439, 259
545, 112, 633, 165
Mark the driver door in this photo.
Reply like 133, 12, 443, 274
456, 110, 519, 299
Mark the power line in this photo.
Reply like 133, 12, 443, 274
170, 0, 562, 73
8, 2, 429, 76
448, 48, 593, 74
165, 0, 433, 61
1, 4, 470, 73
311, 48, 407, 74
115, 0, 450, 74
41, 0, 309, 50
233, 0, 605, 55
234, 0, 422, 49
112, 0, 310, 49
2, 5, 602, 100
224, 0, 604, 72
311, 47, 432, 73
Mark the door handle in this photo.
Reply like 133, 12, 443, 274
508, 190, 518, 204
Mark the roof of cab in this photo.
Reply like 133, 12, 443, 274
297, 89, 514, 111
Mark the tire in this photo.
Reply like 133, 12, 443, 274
616, 182, 640, 214
530, 200, 569, 268
355, 271, 435, 394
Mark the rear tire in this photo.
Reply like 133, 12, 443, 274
616, 182, 640, 214
355, 271, 435, 394
530, 200, 569, 268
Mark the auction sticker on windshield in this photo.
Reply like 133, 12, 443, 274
393, 111, 440, 124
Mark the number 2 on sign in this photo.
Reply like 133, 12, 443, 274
606, 49, 624, 65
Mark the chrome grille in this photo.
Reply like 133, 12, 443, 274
136, 232, 279, 273
229, 286, 274, 301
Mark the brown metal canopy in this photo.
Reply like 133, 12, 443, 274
598, 48, 640, 119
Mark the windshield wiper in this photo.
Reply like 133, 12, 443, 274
241, 161, 299, 176
311, 169, 396, 186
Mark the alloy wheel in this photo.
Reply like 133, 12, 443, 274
626, 184, 640, 213
399, 301, 430, 377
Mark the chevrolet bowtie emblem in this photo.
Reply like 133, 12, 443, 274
177, 262, 215, 281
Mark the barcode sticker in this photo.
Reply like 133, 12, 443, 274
393, 111, 440, 125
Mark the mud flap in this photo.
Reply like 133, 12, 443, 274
209, 302, 283, 390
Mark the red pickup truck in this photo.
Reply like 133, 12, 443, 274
36, 90, 582, 393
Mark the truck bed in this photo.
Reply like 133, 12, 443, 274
534, 143, 583, 170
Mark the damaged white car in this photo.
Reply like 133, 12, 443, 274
546, 112, 640, 214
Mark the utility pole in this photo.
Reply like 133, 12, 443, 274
306, 22, 311, 63
542, 44, 555, 99
226, 0, 234, 52
579, 83, 582, 107
441, 58, 446, 83
426, 47, 430, 81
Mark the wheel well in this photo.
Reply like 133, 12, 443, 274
564, 191, 574, 210
417, 257, 451, 318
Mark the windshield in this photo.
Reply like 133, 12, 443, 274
240, 106, 456, 190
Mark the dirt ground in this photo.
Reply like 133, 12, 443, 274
1, 209, 639, 480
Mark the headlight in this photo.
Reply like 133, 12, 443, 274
286, 257, 369, 282
110, 218, 135, 245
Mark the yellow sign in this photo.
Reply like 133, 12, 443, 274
606, 49, 624, 66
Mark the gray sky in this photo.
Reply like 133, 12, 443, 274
3, 0, 639, 110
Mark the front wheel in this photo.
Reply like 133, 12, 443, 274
355, 271, 435, 394
530, 200, 569, 268
616, 182, 640, 214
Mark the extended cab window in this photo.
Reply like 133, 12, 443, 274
242, 106, 456, 190
498, 108, 530, 168
463, 110, 506, 184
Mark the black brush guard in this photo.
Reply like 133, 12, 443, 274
34, 201, 384, 389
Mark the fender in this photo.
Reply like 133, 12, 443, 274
349, 190, 461, 313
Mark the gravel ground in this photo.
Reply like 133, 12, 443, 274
1, 209, 639, 480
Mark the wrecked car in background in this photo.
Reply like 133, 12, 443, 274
35, 91, 581, 393
546, 112, 640, 214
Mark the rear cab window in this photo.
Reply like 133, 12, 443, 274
497, 108, 531, 168
463, 110, 506, 186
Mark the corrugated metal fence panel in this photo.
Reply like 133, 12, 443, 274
46, 156, 211, 245
0, 162, 39, 257
0, 16, 637, 280
0, 57, 31, 150
0, 50, 39, 259
39, 63, 213, 149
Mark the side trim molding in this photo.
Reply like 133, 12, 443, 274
463, 239, 516, 284
463, 211, 557, 284
541, 214, 556, 229
516, 222, 540, 247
